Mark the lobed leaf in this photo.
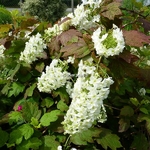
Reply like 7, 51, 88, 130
40, 110, 61, 126
22, 101, 41, 122
70, 128, 101, 145
97, 132, 122, 150
39, 135, 60, 150
101, 2, 122, 20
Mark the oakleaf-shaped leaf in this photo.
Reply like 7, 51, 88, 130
60, 38, 90, 58
0, 128, 8, 148
40, 135, 60, 150
70, 128, 101, 145
22, 101, 41, 122
8, 82, 25, 97
131, 133, 149, 150
8, 130, 23, 146
18, 124, 34, 140
97, 132, 122, 150
40, 110, 61, 126
58, 29, 82, 46
9, 111, 24, 125
57, 100, 68, 112
101, 2, 122, 20
123, 30, 150, 47
16, 137, 42, 150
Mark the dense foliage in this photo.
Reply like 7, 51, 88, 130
0, 0, 150, 149
0, 0, 20, 7
20, 0, 67, 24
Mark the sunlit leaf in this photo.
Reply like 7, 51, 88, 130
40, 110, 61, 126
57, 100, 68, 112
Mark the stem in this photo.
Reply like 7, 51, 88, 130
104, 104, 120, 111
120, 7, 147, 18
64, 135, 71, 149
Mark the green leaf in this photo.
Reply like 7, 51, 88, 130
8, 82, 25, 97
30, 117, 40, 128
24, 83, 37, 98
57, 100, 68, 112
0, 128, 8, 147
41, 97, 54, 108
22, 101, 41, 122
118, 118, 130, 132
52, 87, 69, 103
16, 137, 42, 150
131, 133, 149, 150
40, 110, 61, 126
97, 132, 122, 150
40, 135, 60, 150
120, 106, 134, 117
8, 130, 23, 146
18, 124, 34, 140
140, 107, 149, 115
130, 98, 140, 106
70, 128, 101, 145
101, 2, 122, 20
9, 111, 24, 125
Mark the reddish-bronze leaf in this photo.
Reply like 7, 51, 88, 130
119, 50, 139, 63
101, 2, 122, 20
138, 18, 150, 33
60, 38, 90, 58
123, 30, 150, 47
48, 37, 61, 55
58, 29, 82, 46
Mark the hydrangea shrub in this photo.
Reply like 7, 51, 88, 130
0, 0, 150, 149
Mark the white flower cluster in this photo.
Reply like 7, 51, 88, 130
37, 59, 71, 93
67, 1, 101, 30
0, 45, 6, 59
82, 0, 102, 8
19, 33, 47, 64
91, 24, 125, 57
62, 60, 114, 135
44, 24, 61, 42
44, 19, 71, 42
